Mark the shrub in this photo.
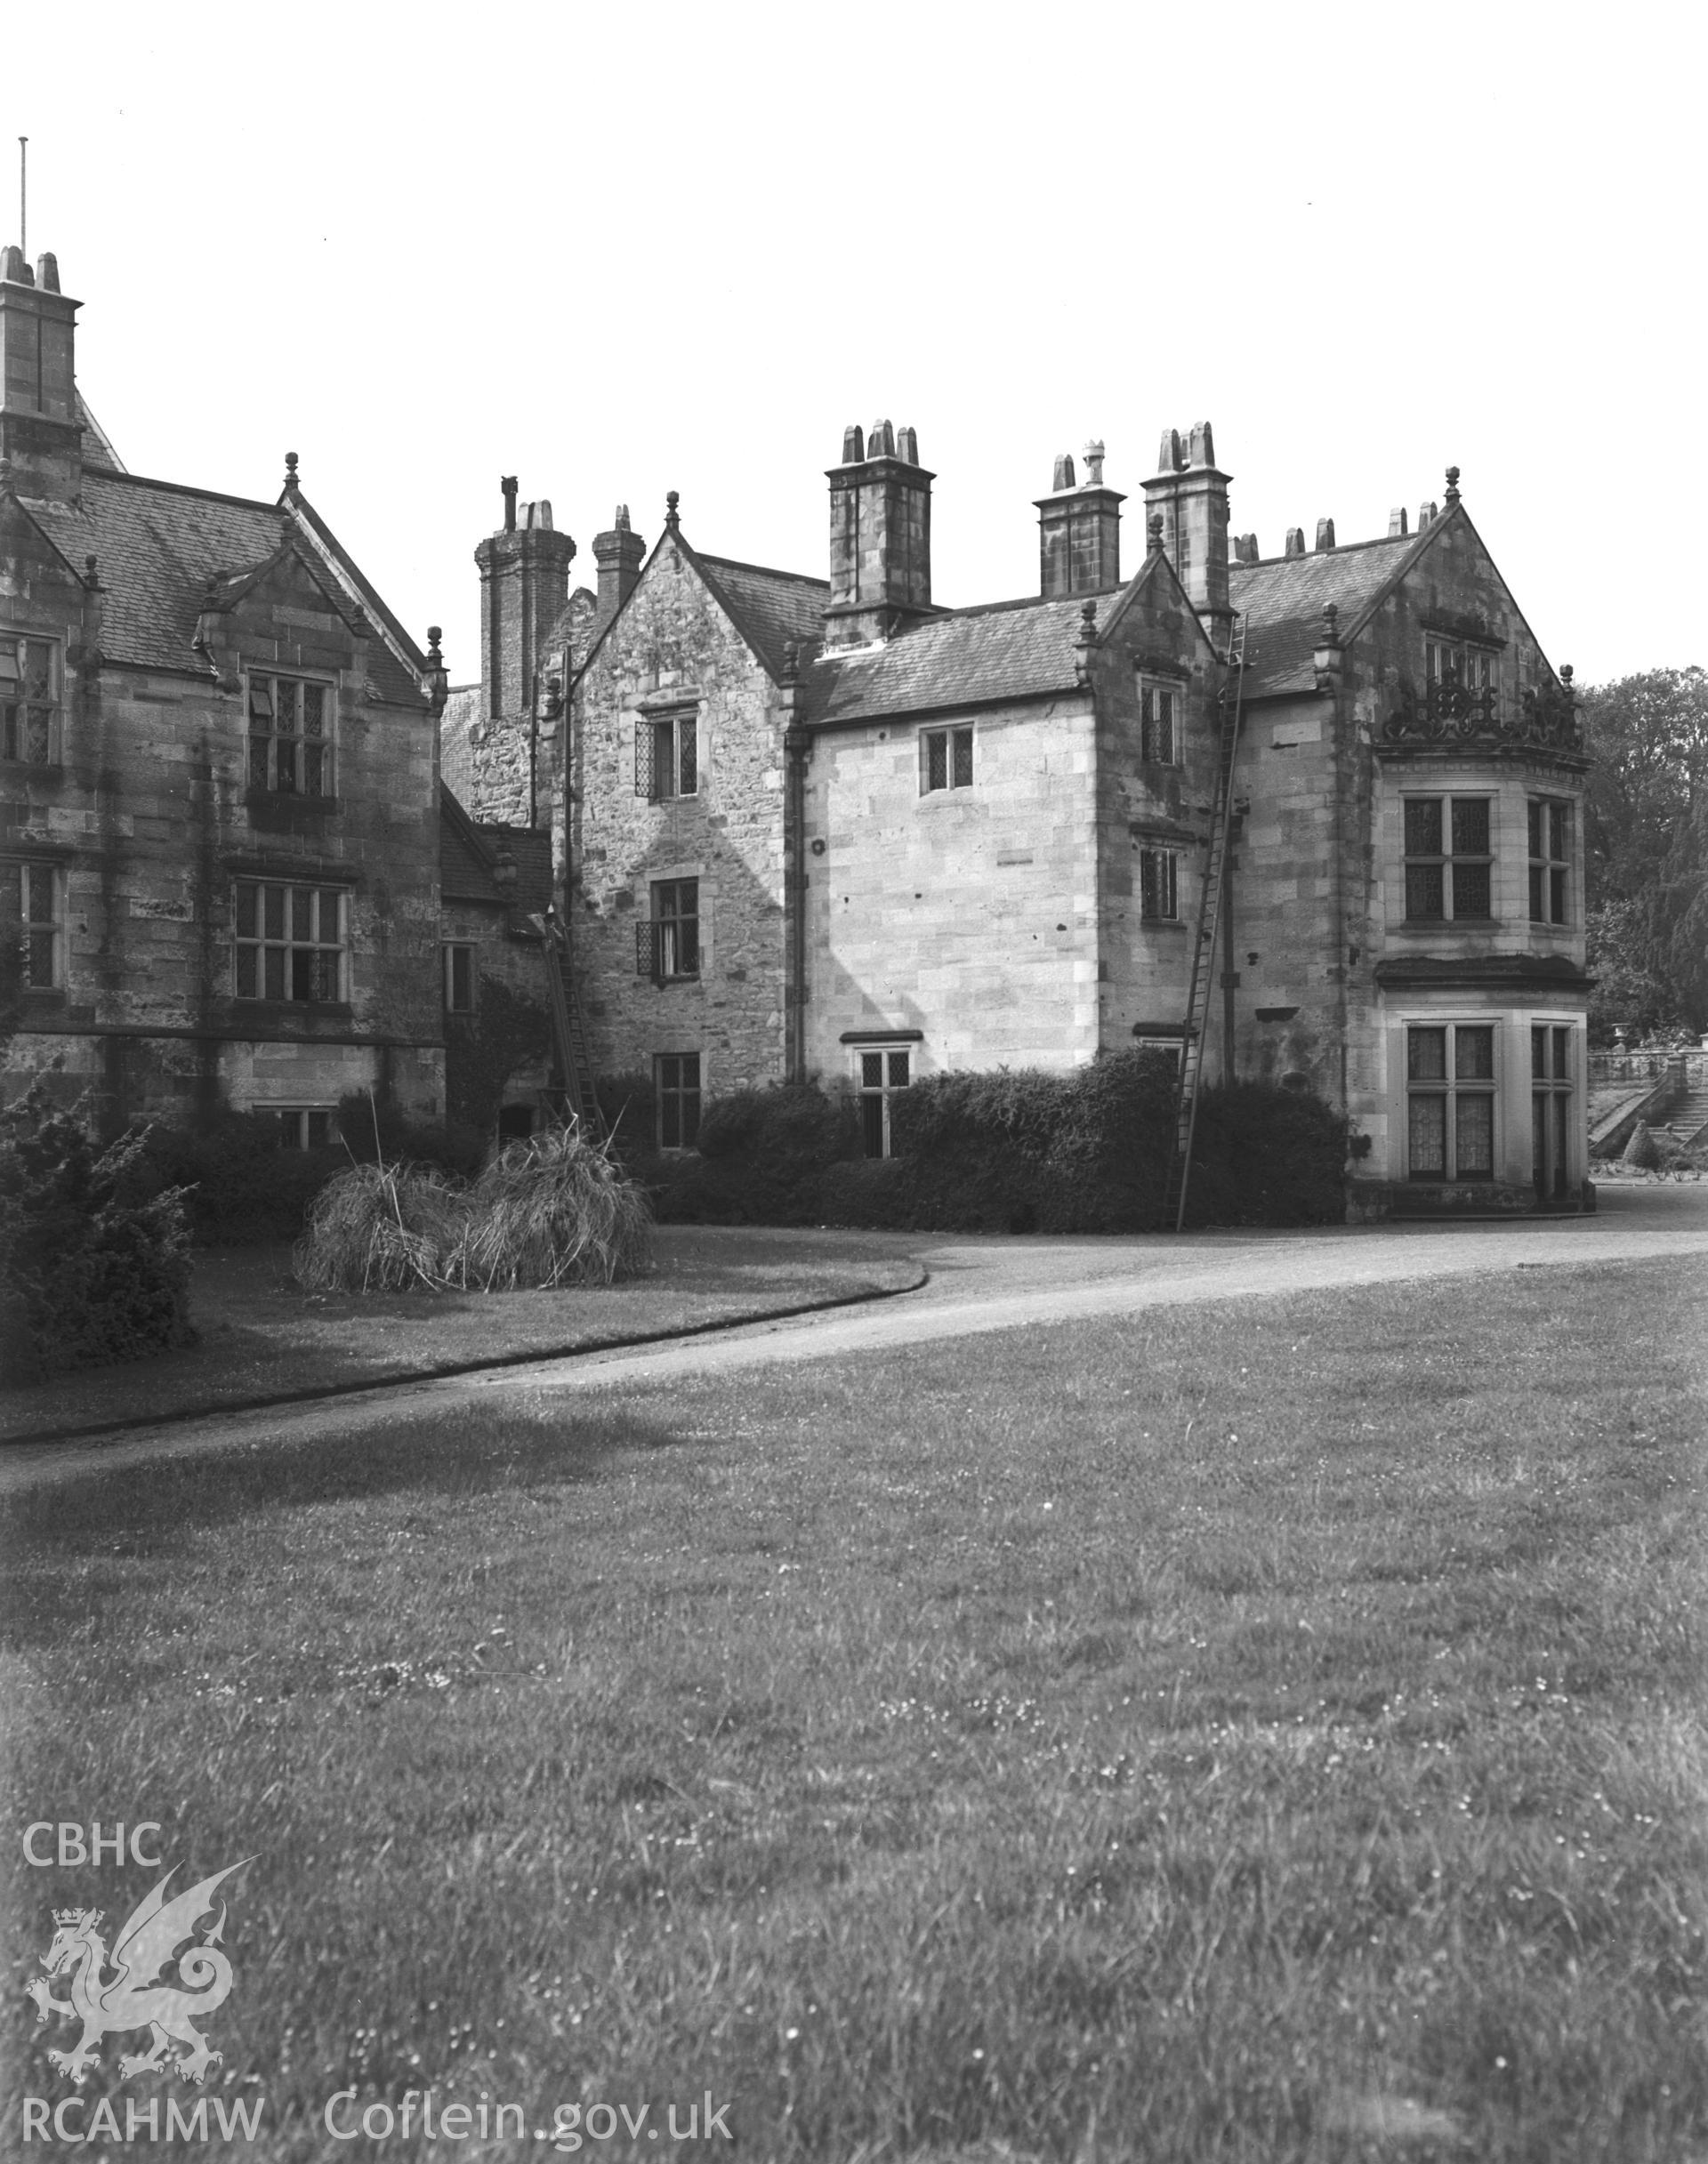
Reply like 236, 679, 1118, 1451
0, 1089, 195, 1385
641, 1085, 861, 1226
293, 1126, 653, 1293
134, 1114, 344, 1245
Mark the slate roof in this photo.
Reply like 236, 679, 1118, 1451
26, 470, 422, 704
805, 583, 1124, 726
1229, 530, 1430, 697
439, 782, 553, 914
696, 554, 830, 680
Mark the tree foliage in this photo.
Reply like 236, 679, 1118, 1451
1582, 666, 1708, 1039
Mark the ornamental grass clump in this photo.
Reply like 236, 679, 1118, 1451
292, 1127, 652, 1294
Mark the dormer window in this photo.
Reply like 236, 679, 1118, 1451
248, 674, 334, 796
1, 634, 60, 765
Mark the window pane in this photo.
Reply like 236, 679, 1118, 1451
249, 738, 269, 790
1528, 801, 1543, 857
1550, 803, 1567, 858
263, 885, 285, 939
1406, 864, 1445, 919
1456, 1092, 1494, 1176
1408, 1094, 1446, 1175
303, 742, 324, 795
861, 1095, 885, 1159
249, 682, 274, 720
1553, 1026, 1569, 1080
292, 949, 314, 1002
1550, 868, 1566, 921
236, 883, 257, 938
680, 716, 697, 795
319, 889, 342, 936
25, 929, 55, 985
306, 1111, 332, 1148
291, 888, 313, 941
1408, 1028, 1446, 1082
1532, 1026, 1547, 1079
1405, 800, 1442, 857
861, 1052, 883, 1088
275, 681, 297, 733
1452, 861, 1490, 918
888, 1051, 910, 1088
302, 684, 325, 735
1455, 1026, 1494, 1080
276, 740, 297, 792
24, 708, 51, 761
653, 722, 674, 799
926, 732, 947, 792
236, 945, 256, 998
951, 728, 973, 789
24, 865, 52, 921
24, 643, 54, 701
1529, 865, 1544, 921
1451, 799, 1489, 856
263, 946, 285, 1000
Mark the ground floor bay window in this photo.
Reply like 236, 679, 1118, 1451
1406, 1022, 1494, 1180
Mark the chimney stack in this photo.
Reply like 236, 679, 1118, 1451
1141, 422, 1231, 640
592, 504, 645, 630
475, 478, 576, 726
1035, 438, 1124, 599
825, 416, 933, 648
0, 243, 82, 502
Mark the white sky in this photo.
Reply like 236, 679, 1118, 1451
7, 1, 1699, 688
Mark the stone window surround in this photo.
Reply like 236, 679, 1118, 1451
6, 856, 67, 990
635, 700, 701, 803
246, 669, 338, 800
1139, 845, 1182, 923
234, 878, 349, 1004
1404, 1017, 1497, 1181
853, 1041, 914, 1158
249, 1104, 340, 1151
1401, 792, 1494, 924
0, 629, 62, 767
919, 723, 973, 796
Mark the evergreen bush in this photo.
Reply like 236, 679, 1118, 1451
0, 1089, 195, 1385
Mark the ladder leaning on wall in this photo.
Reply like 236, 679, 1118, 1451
1164, 613, 1247, 1233
528, 911, 606, 1141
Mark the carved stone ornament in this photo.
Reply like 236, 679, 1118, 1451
1383, 674, 1582, 752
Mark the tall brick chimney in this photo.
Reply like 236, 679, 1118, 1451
824, 419, 933, 648
474, 483, 576, 725
0, 245, 81, 503
1142, 423, 1231, 641
1035, 439, 1124, 599
592, 504, 645, 632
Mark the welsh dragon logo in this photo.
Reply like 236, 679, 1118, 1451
26, 1859, 252, 2088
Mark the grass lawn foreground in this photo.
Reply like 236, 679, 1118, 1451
4, 1257, 1707, 2160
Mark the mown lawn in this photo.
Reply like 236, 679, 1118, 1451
4, 1258, 1706, 2161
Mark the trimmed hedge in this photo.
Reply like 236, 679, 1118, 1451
1, 1090, 195, 1384
628, 1054, 1351, 1233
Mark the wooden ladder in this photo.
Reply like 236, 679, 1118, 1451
531, 913, 606, 1141
1164, 615, 1247, 1232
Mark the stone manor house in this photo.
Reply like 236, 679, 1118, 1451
3, 243, 1592, 1214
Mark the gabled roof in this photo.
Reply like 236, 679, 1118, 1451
24, 469, 422, 704
1229, 527, 1436, 697
695, 554, 830, 681
804, 582, 1124, 726
439, 781, 552, 915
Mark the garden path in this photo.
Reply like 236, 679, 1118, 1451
6, 1185, 1705, 1496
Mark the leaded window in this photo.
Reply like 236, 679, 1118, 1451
248, 674, 334, 796
1406, 1022, 1495, 1181
657, 1051, 702, 1149
857, 1046, 911, 1157
1404, 796, 1492, 921
921, 726, 973, 794
636, 710, 698, 801
1140, 680, 1178, 764
234, 881, 346, 1002
1528, 799, 1571, 925
1, 635, 60, 766
638, 878, 700, 980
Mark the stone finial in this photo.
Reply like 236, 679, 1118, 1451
1052, 453, 1076, 492
36, 253, 60, 294
1080, 599, 1098, 633
1388, 506, 1409, 537
1147, 511, 1164, 555
665, 490, 681, 532
501, 476, 519, 533
1444, 465, 1462, 502
1315, 518, 1336, 551
614, 503, 631, 531
897, 425, 920, 464
1322, 602, 1341, 642
842, 422, 866, 463
84, 553, 99, 588
1083, 439, 1106, 487
426, 625, 444, 665
1560, 664, 1574, 687
781, 640, 799, 686
869, 419, 896, 459
493, 846, 518, 896
1285, 527, 1306, 557
283, 451, 300, 491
